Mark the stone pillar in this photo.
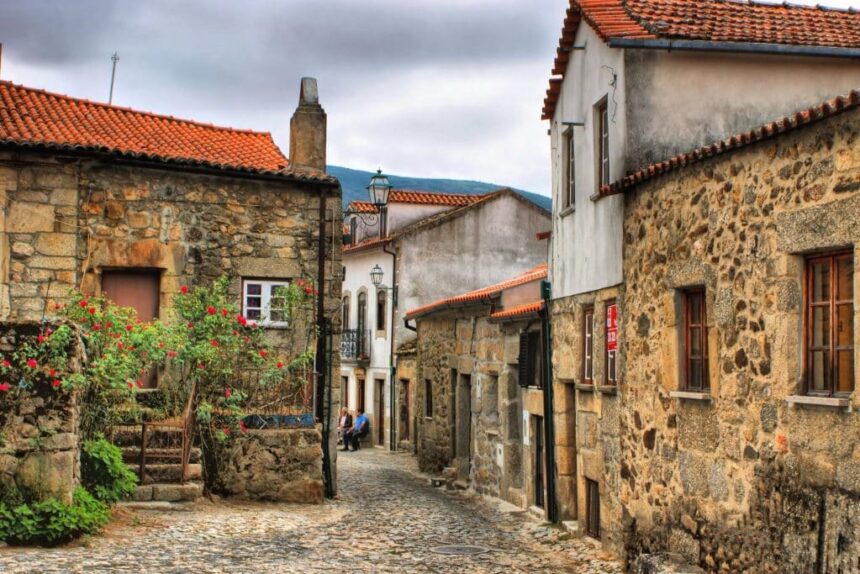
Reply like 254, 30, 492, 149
288, 78, 327, 172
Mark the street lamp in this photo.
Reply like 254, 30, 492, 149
370, 264, 384, 287
346, 169, 392, 227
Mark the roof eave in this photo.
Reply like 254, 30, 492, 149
607, 38, 860, 59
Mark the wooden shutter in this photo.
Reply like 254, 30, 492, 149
518, 332, 531, 388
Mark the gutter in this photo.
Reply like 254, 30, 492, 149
540, 279, 558, 523
607, 38, 860, 59
383, 242, 398, 453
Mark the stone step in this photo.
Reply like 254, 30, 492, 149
136, 463, 202, 485
111, 425, 185, 448
131, 482, 203, 503
122, 446, 201, 465
453, 480, 469, 491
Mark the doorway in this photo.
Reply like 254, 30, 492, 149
375, 378, 385, 447
456, 373, 472, 481
357, 378, 366, 412
533, 415, 545, 508
101, 269, 160, 387
399, 379, 411, 442
341, 376, 349, 411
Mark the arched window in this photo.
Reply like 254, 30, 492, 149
342, 295, 350, 330
357, 292, 367, 334
376, 290, 387, 331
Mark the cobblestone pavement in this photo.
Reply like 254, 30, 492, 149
0, 449, 622, 573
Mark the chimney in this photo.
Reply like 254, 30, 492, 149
289, 77, 327, 172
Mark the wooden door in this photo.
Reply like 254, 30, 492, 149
376, 379, 385, 446
400, 379, 410, 441
101, 270, 160, 387
534, 415, 545, 508
358, 378, 366, 412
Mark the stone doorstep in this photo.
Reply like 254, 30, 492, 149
527, 505, 548, 521
118, 500, 196, 512
131, 482, 203, 503
561, 520, 580, 535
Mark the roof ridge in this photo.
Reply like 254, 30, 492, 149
600, 89, 860, 196
710, 0, 858, 15
0, 80, 275, 137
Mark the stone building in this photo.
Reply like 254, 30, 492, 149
0, 78, 343, 492
405, 264, 552, 516
603, 92, 860, 572
341, 188, 549, 451
540, 0, 860, 558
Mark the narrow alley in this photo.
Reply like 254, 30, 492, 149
0, 449, 622, 573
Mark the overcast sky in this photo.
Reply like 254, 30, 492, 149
0, 0, 858, 196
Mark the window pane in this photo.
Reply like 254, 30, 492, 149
689, 360, 702, 391
246, 283, 262, 296
247, 309, 261, 320
810, 351, 830, 392
837, 303, 853, 347
246, 296, 262, 308
837, 351, 854, 393
812, 307, 830, 347
690, 294, 702, 324
837, 257, 853, 301
811, 261, 830, 302
690, 327, 701, 357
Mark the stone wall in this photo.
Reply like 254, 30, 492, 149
214, 427, 324, 504
414, 311, 532, 509
0, 322, 83, 505
618, 106, 860, 570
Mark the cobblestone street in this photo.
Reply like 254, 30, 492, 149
0, 448, 621, 573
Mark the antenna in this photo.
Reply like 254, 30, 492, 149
108, 52, 119, 104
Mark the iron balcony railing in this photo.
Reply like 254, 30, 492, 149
341, 329, 371, 362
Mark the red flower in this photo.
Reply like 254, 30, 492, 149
258, 350, 267, 358
159, 342, 165, 349
92, 323, 101, 331
0, 383, 9, 392
236, 314, 247, 326
198, 363, 206, 369
79, 300, 88, 308
49, 369, 57, 377
26, 359, 37, 369
88, 307, 96, 315
305, 286, 313, 295
167, 351, 177, 358
244, 337, 251, 344
126, 324, 133, 332
139, 368, 145, 375
180, 285, 189, 294
207, 306, 216, 315
277, 361, 284, 369
52, 379, 61, 389
1, 360, 9, 368
233, 330, 239, 337
251, 323, 258, 329
210, 339, 219, 347
239, 420, 248, 433
224, 388, 232, 399
136, 379, 144, 388
37, 335, 45, 344
127, 382, 134, 389
223, 426, 231, 436
116, 342, 124, 350
221, 308, 228, 317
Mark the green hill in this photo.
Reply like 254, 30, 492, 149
328, 166, 551, 212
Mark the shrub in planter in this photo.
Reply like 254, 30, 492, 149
81, 437, 138, 504
0, 487, 109, 546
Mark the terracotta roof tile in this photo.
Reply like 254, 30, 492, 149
0, 80, 336, 183
599, 89, 860, 196
405, 264, 548, 319
489, 300, 545, 321
347, 190, 486, 214
543, 0, 860, 120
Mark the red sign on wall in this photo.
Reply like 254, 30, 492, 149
606, 304, 618, 352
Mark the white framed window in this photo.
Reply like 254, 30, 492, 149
242, 279, 291, 326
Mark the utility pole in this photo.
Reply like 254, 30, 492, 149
108, 52, 119, 104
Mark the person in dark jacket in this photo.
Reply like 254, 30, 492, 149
343, 409, 370, 451
337, 407, 353, 447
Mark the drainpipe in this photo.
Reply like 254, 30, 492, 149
316, 190, 334, 498
383, 243, 397, 452
540, 279, 558, 523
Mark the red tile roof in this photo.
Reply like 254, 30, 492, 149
405, 264, 548, 319
347, 190, 486, 214
342, 237, 392, 254
600, 89, 860, 197
543, 0, 860, 120
0, 80, 335, 183
490, 300, 545, 322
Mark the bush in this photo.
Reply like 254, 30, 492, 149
0, 487, 109, 546
81, 437, 138, 504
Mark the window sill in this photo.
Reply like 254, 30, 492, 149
575, 383, 595, 392
670, 391, 712, 402
559, 205, 576, 218
785, 395, 851, 409
597, 385, 617, 395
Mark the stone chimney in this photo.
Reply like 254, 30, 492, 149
289, 77, 327, 172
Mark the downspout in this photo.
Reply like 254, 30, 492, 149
383, 243, 397, 452
316, 190, 334, 498
540, 279, 558, 523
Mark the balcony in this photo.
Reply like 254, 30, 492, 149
341, 329, 371, 362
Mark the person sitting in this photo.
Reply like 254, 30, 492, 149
337, 407, 353, 446
343, 409, 370, 452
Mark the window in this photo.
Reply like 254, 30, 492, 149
518, 331, 543, 389
357, 292, 367, 333
597, 100, 610, 188
349, 217, 357, 246
563, 129, 575, 209
424, 379, 433, 418
605, 301, 618, 385
242, 279, 291, 325
376, 290, 387, 332
583, 307, 594, 383
806, 252, 854, 396
684, 289, 709, 391
586, 479, 600, 539
342, 295, 350, 330
358, 378, 366, 412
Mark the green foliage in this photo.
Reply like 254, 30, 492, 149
0, 488, 109, 546
81, 438, 138, 505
